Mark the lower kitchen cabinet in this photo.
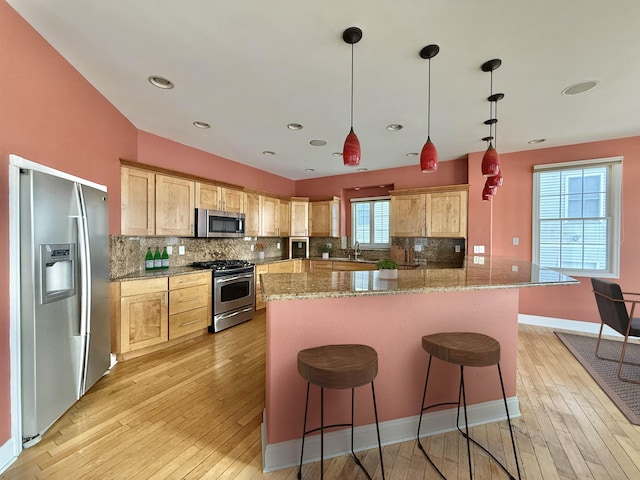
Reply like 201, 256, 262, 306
255, 260, 302, 310
111, 271, 211, 360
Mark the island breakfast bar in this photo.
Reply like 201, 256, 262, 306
260, 257, 578, 472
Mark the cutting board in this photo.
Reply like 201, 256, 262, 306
390, 245, 413, 264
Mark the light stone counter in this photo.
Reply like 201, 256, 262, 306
261, 256, 578, 301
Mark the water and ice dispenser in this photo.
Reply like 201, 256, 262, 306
40, 243, 76, 304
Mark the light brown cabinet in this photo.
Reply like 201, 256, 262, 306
155, 175, 195, 236
195, 182, 244, 213
168, 272, 211, 340
278, 199, 291, 237
244, 192, 261, 236
310, 197, 340, 237
116, 277, 169, 354
290, 197, 309, 237
260, 195, 279, 237
121, 167, 155, 235
331, 261, 377, 271
121, 167, 195, 236
390, 185, 468, 238
112, 272, 211, 360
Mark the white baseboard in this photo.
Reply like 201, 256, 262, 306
0, 438, 18, 475
262, 396, 520, 473
517, 314, 621, 337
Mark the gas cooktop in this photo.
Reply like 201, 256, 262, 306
192, 259, 253, 271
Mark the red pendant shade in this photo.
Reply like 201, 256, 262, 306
481, 143, 500, 177
486, 168, 503, 188
482, 180, 497, 201
343, 128, 361, 166
420, 137, 438, 173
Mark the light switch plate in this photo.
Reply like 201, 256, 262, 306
414, 244, 422, 252
178, 245, 185, 255
473, 245, 485, 254
513, 237, 520, 246
166, 246, 173, 255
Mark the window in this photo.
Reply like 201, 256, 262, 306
351, 197, 390, 248
532, 157, 622, 277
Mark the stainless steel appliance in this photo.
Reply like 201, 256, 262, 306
289, 237, 309, 259
192, 260, 255, 332
16, 156, 110, 447
195, 208, 245, 238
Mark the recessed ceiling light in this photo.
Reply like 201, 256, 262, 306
262, 150, 276, 156
354, 187, 361, 191
287, 123, 303, 130
309, 139, 327, 146
148, 75, 174, 89
561, 81, 598, 96
528, 138, 546, 144
332, 152, 343, 157
193, 121, 211, 129
305, 168, 315, 172
357, 168, 368, 172
386, 124, 403, 131
406, 152, 419, 157
379, 185, 386, 188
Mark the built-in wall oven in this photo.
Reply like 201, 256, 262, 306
192, 260, 255, 332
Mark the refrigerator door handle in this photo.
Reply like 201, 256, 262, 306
75, 184, 92, 395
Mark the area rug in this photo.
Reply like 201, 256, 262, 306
555, 331, 640, 425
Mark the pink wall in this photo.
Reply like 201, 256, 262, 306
468, 137, 640, 323
265, 289, 519, 444
136, 131, 295, 197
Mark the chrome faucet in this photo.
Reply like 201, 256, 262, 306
354, 241, 361, 260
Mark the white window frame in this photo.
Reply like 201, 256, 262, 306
351, 196, 390, 249
532, 156, 622, 278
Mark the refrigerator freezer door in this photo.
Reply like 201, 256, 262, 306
78, 184, 110, 394
20, 170, 83, 439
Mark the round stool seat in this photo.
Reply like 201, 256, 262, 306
422, 332, 500, 367
297, 344, 378, 389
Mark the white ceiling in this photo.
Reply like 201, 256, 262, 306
8, 0, 640, 180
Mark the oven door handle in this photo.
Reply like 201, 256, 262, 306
216, 273, 254, 283
216, 307, 254, 320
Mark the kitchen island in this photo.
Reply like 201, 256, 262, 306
260, 256, 578, 472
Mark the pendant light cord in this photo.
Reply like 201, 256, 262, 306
427, 57, 431, 138
350, 42, 354, 129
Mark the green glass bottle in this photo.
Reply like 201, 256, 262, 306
153, 247, 162, 270
161, 247, 169, 269
145, 247, 154, 271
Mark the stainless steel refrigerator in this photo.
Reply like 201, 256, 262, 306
18, 158, 110, 446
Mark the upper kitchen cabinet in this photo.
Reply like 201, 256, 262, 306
279, 199, 291, 237
195, 182, 244, 213
290, 197, 309, 237
310, 197, 340, 237
244, 191, 261, 236
390, 185, 469, 238
426, 189, 468, 237
260, 195, 280, 237
390, 194, 426, 237
155, 175, 195, 236
121, 167, 155, 235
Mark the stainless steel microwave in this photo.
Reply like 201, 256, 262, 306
195, 209, 246, 238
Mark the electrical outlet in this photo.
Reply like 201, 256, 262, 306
277, 242, 281, 249
473, 245, 485, 254
178, 245, 185, 255
512, 265, 519, 272
414, 244, 422, 252
326, 243, 332, 249
166, 246, 173, 255
250, 244, 255, 251
473, 256, 485, 265
513, 237, 520, 246
454, 245, 461, 253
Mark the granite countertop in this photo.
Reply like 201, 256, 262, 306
260, 256, 579, 301
112, 266, 209, 281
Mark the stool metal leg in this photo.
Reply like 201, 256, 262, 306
320, 387, 324, 480
371, 381, 385, 480
298, 382, 311, 480
497, 363, 522, 480
457, 366, 473, 477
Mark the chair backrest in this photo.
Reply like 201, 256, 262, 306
591, 278, 630, 335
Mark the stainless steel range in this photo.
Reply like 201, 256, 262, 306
192, 260, 255, 332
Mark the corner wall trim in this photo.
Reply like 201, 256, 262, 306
0, 438, 18, 475
262, 396, 519, 473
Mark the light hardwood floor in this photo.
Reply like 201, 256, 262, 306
3, 314, 640, 479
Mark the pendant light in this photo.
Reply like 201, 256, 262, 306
419, 44, 440, 173
481, 59, 503, 177
342, 27, 362, 167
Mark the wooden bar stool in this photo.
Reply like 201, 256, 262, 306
297, 344, 385, 479
416, 332, 521, 479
